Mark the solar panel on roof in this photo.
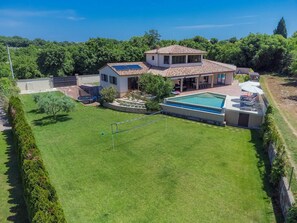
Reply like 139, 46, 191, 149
112, 65, 129, 71
112, 64, 142, 71
127, 64, 142, 70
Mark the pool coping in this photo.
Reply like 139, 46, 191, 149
164, 91, 227, 112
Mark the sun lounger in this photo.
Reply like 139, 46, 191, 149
240, 93, 257, 101
241, 100, 255, 106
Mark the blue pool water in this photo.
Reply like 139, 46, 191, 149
165, 101, 222, 114
167, 93, 225, 108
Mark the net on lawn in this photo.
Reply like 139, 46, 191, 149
111, 111, 165, 135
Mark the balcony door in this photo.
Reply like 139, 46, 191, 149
128, 77, 138, 91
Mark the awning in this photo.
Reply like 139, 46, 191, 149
239, 81, 260, 87
240, 84, 264, 94
171, 73, 213, 80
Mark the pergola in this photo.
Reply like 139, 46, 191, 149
172, 73, 215, 92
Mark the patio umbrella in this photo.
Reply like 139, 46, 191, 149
239, 81, 260, 87
240, 84, 264, 94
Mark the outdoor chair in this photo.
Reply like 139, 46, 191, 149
240, 93, 257, 101
240, 100, 255, 107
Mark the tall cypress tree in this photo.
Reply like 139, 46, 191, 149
273, 17, 288, 38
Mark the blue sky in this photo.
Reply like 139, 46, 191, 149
0, 0, 297, 42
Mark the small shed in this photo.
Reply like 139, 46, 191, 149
236, 67, 251, 74
249, 72, 260, 81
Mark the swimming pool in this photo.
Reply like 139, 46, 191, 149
161, 92, 227, 125
166, 92, 225, 109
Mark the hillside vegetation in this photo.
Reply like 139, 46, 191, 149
0, 29, 297, 79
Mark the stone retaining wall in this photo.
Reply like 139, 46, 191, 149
103, 102, 149, 114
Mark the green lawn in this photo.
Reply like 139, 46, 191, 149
21, 93, 276, 223
0, 129, 28, 223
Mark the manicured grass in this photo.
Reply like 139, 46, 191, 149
0, 130, 28, 223
21, 93, 276, 223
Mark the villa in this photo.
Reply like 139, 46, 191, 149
99, 45, 265, 128
99, 45, 236, 97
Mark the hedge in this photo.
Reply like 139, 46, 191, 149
261, 105, 286, 185
9, 96, 66, 223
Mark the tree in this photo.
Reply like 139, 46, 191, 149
13, 45, 42, 79
85, 38, 123, 73
228, 37, 237, 43
289, 50, 297, 76
0, 35, 30, 47
139, 73, 173, 101
273, 17, 287, 38
210, 38, 218, 44
144, 30, 161, 49
238, 34, 289, 73
31, 38, 47, 46
0, 77, 19, 108
287, 206, 297, 223
0, 45, 10, 77
34, 93, 75, 120
37, 44, 74, 76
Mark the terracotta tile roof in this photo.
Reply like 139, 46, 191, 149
145, 45, 207, 54
148, 60, 236, 78
106, 62, 151, 76
105, 60, 236, 77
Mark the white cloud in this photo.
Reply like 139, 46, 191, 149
176, 22, 255, 30
176, 24, 234, 29
0, 9, 85, 21
0, 19, 22, 27
66, 16, 86, 21
235, 15, 258, 19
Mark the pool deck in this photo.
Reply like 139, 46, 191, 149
179, 81, 264, 115
225, 96, 264, 115
180, 81, 242, 97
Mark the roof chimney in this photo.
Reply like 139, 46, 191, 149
156, 45, 160, 53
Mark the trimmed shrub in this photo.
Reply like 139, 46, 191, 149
145, 100, 161, 111
270, 153, 286, 185
261, 104, 286, 185
100, 86, 117, 103
9, 96, 66, 222
287, 206, 297, 223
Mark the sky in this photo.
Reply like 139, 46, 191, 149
0, 0, 297, 42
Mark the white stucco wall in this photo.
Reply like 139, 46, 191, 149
225, 72, 234, 85
77, 74, 100, 85
146, 54, 203, 68
17, 78, 52, 91
99, 66, 130, 96
212, 73, 234, 85
146, 54, 158, 66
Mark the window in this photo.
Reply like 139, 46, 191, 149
109, 76, 117, 85
164, 56, 169, 64
152, 56, 155, 60
101, 74, 108, 82
188, 55, 202, 63
172, 56, 186, 64
217, 74, 226, 84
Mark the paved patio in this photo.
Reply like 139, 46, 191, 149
180, 80, 242, 97
179, 80, 265, 115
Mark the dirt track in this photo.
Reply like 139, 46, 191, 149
264, 75, 297, 136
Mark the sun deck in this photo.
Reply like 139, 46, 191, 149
162, 82, 266, 128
